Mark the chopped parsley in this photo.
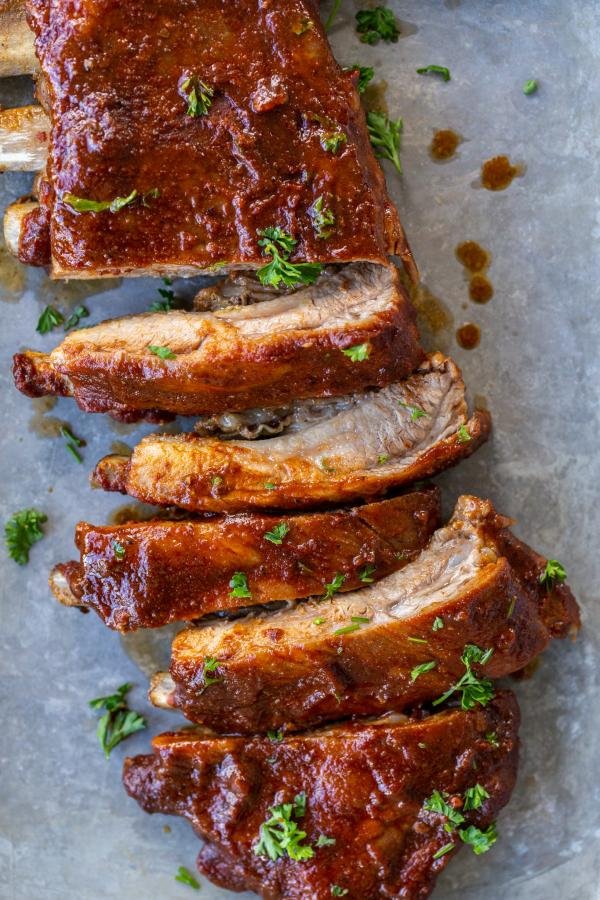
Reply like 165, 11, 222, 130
150, 278, 175, 312
507, 596, 516, 618
463, 784, 490, 811
5, 508, 47, 565
310, 195, 336, 239
63, 189, 139, 214
424, 790, 465, 827
346, 64, 375, 94
175, 866, 200, 889
324, 0, 342, 31
433, 644, 494, 710
398, 402, 428, 421
210, 475, 223, 488
377, 454, 389, 465
424, 786, 496, 854
264, 522, 290, 545
229, 571, 251, 599
313, 617, 325, 625
359, 564, 376, 583
267, 729, 284, 742
416, 65, 451, 82
323, 572, 345, 600
407, 636, 428, 644
257, 226, 322, 288
432, 842, 455, 860
458, 823, 497, 855
148, 344, 177, 360
539, 559, 567, 590
36, 305, 64, 334
367, 110, 403, 173
264, 481, 277, 491
60, 424, 84, 463
410, 660, 437, 682
320, 128, 347, 155
180, 75, 214, 117
342, 343, 370, 362
254, 793, 314, 861
523, 79, 538, 95
355, 6, 399, 44
485, 731, 499, 748
112, 540, 126, 561
330, 887, 349, 897
292, 17, 314, 35
432, 616, 444, 631
64, 305, 89, 331
202, 657, 222, 687
456, 424, 471, 443
88, 682, 146, 758
316, 834, 336, 847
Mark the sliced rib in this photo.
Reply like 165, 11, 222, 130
92, 354, 491, 512
0, 105, 48, 171
16, 0, 416, 279
50, 488, 440, 632
14, 264, 423, 421
150, 496, 579, 733
124, 692, 520, 900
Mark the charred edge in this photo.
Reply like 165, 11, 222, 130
13, 351, 72, 399
91, 455, 130, 493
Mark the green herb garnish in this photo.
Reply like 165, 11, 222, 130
463, 784, 490, 811
399, 402, 427, 421
330, 887, 349, 897
5, 508, 47, 565
60, 424, 84, 463
313, 617, 325, 625
367, 110, 403, 173
432, 616, 444, 631
63, 189, 139, 214
89, 682, 146, 758
324, 0, 342, 31
310, 195, 336, 239
267, 729, 284, 742
323, 572, 345, 600
113, 540, 126, 561
175, 867, 200, 889
456, 424, 471, 443
264, 522, 290, 545
410, 660, 437, 682
346, 64, 375, 93
316, 834, 336, 847
523, 79, 538, 95
254, 793, 314, 861
417, 65, 451, 82
342, 343, 370, 362
64, 305, 89, 331
539, 559, 566, 590
181, 75, 213, 117
148, 344, 177, 360
229, 571, 251, 599
355, 6, 399, 44
458, 823, 497, 855
433, 644, 494, 710
359, 564, 376, 583
257, 226, 322, 288
485, 731, 499, 748
202, 657, 222, 687
36, 305, 64, 334
150, 279, 175, 312
320, 128, 347, 154
377, 454, 389, 465
264, 481, 277, 490
433, 842, 455, 860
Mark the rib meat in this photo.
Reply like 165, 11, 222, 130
150, 496, 579, 733
123, 692, 520, 900
92, 354, 491, 512
49, 488, 440, 632
13, 264, 423, 421
18, 0, 415, 278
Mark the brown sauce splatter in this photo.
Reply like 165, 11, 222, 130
362, 80, 389, 115
28, 397, 60, 438
473, 394, 489, 411
108, 503, 158, 525
480, 155, 522, 191
406, 282, 453, 353
469, 273, 494, 304
0, 243, 26, 301
430, 129, 460, 161
110, 440, 133, 457
456, 322, 481, 350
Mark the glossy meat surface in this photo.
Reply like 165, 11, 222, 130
23, 0, 414, 277
92, 354, 491, 512
151, 496, 579, 733
50, 488, 440, 631
123, 693, 520, 900
13, 264, 422, 421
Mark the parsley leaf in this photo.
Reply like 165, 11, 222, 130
377, 454, 389, 465
36, 305, 64, 334
433, 644, 494, 710
113, 540, 126, 560
320, 128, 347, 154
89, 682, 146, 758
181, 75, 213, 117
323, 572, 345, 600
485, 731, 499, 748
60, 424, 84, 463
264, 522, 290, 545
257, 226, 322, 288
5, 508, 47, 565
316, 834, 336, 847
346, 64, 375, 93
148, 344, 177, 360
432, 616, 444, 631
539, 559, 567, 590
254, 793, 314, 861
463, 784, 490, 811
342, 343, 370, 362
355, 7, 399, 44
63, 189, 139, 214
367, 110, 403, 173
410, 660, 437, 682
331, 887, 349, 897
424, 790, 465, 828
202, 656, 222, 687
399, 402, 428, 421
267, 729, 284, 742
324, 0, 342, 31
64, 305, 89, 331
313, 616, 325, 625
229, 571, 251, 599
310, 195, 336, 239
456, 424, 471, 443
175, 866, 200, 889
359, 564, 376, 583
523, 79, 538, 95
150, 279, 175, 312
433, 842, 455, 859
458, 822, 497, 855
417, 65, 451, 82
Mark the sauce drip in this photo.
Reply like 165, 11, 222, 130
480, 155, 521, 191
430, 129, 460, 161
456, 323, 481, 350
455, 241, 494, 305
469, 273, 494, 304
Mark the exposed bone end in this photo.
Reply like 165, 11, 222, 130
149, 672, 176, 709
13, 350, 74, 399
0, 1, 37, 76
91, 454, 130, 493
49, 563, 83, 608
4, 198, 36, 256
0, 105, 49, 171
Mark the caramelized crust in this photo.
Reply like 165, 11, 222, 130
50, 488, 440, 631
123, 693, 520, 900
23, 0, 415, 278
14, 264, 423, 421
151, 496, 579, 733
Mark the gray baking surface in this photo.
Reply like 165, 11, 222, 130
1, 1, 599, 898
